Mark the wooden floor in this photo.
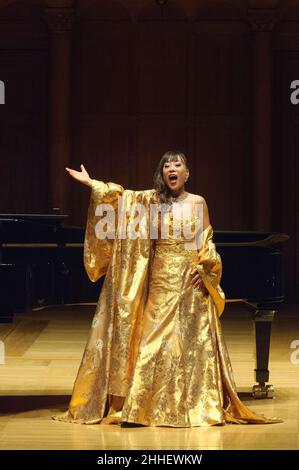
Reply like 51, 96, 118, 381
0, 302, 298, 450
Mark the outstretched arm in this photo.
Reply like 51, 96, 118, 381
66, 163, 125, 204
66, 164, 125, 282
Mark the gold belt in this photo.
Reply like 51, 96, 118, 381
155, 238, 196, 245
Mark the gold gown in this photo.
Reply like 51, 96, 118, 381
53, 180, 281, 426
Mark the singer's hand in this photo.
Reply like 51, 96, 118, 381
190, 268, 205, 291
65, 164, 92, 187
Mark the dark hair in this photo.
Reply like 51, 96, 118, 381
153, 150, 189, 205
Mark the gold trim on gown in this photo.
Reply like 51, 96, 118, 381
53, 180, 281, 426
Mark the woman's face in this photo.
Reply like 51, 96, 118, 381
162, 156, 189, 192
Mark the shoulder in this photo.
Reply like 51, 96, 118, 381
190, 193, 207, 205
190, 193, 210, 229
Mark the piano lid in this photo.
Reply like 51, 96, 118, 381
0, 214, 70, 244
213, 230, 289, 247
0, 214, 68, 222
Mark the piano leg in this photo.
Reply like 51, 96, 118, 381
252, 309, 275, 398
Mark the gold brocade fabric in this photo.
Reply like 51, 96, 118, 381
53, 180, 281, 426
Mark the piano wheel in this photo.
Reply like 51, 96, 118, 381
252, 384, 274, 399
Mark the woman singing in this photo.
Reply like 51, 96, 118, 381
53, 150, 280, 427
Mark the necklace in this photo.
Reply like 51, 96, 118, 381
169, 191, 189, 204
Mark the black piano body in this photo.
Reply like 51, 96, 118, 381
0, 214, 289, 398
0, 214, 102, 321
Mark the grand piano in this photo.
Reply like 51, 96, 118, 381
0, 214, 289, 399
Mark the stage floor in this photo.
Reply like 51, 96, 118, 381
0, 302, 298, 450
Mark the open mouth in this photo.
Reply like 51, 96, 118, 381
168, 174, 178, 184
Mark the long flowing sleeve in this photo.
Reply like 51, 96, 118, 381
84, 179, 124, 282
195, 224, 226, 317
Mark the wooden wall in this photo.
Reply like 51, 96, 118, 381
0, 0, 298, 301
71, 0, 253, 237
0, 1, 49, 213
